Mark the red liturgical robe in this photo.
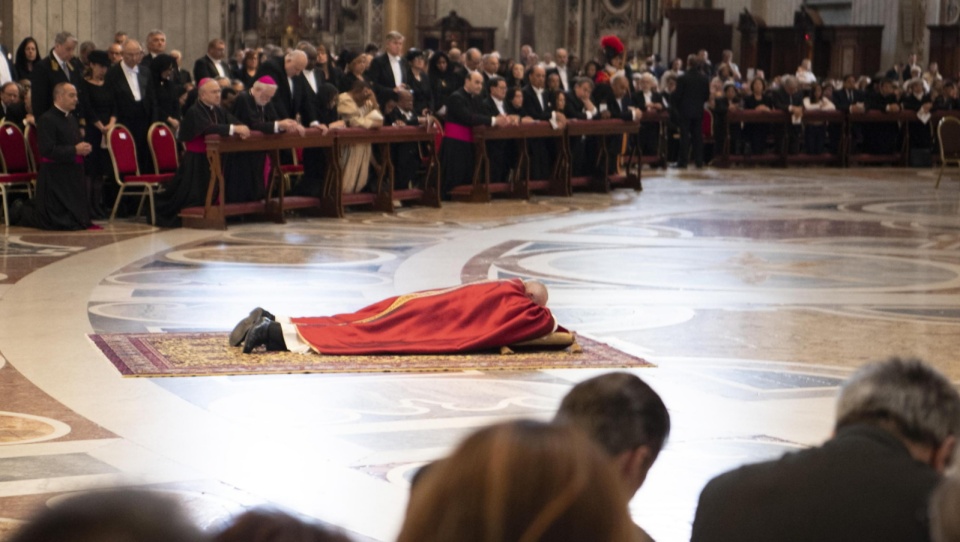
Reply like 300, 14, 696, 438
291, 279, 558, 355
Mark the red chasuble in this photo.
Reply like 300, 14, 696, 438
291, 279, 558, 355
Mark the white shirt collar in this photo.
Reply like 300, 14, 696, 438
52, 51, 68, 66
389, 54, 401, 63
122, 62, 139, 75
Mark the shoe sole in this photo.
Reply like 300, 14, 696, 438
229, 308, 263, 347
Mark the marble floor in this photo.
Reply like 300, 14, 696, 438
2, 167, 960, 541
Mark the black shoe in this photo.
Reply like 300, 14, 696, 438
242, 316, 272, 354
229, 307, 276, 347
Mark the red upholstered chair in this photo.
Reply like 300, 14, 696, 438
280, 146, 304, 190
106, 124, 174, 225
148, 122, 179, 174
24, 123, 40, 173
0, 122, 36, 226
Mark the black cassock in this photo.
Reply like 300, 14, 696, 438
224, 91, 280, 203
441, 89, 490, 196
154, 101, 238, 227
20, 107, 91, 230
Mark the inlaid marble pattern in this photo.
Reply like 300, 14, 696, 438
0, 168, 959, 541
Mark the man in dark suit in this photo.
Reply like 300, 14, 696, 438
105, 38, 157, 173
555, 372, 670, 542
193, 39, 232, 83
480, 53, 500, 93
32, 32, 84, 121
255, 50, 313, 124
864, 78, 902, 155
521, 66, 565, 180
0, 20, 17, 86
771, 75, 804, 154
365, 31, 409, 106
0, 82, 28, 128
481, 76, 516, 183
441, 71, 512, 196
554, 48, 571, 91
385, 89, 426, 191
599, 74, 641, 173
833, 74, 865, 153
140, 29, 167, 70
672, 54, 710, 168
564, 77, 600, 176
691, 357, 960, 542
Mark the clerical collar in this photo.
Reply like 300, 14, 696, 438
54, 104, 70, 116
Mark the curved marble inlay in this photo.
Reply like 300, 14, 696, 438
513, 246, 960, 292
225, 229, 443, 247
860, 200, 960, 217
102, 268, 389, 287
0, 411, 71, 445
549, 306, 696, 333
206, 378, 567, 428
395, 200, 575, 224
164, 245, 396, 267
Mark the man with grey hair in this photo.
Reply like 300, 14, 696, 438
141, 29, 167, 68
31, 32, 83, 120
691, 357, 960, 542
366, 30, 408, 105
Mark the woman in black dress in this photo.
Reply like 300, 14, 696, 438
406, 48, 432, 116
428, 51, 460, 113
81, 50, 116, 218
151, 54, 183, 130
316, 44, 343, 90
337, 50, 367, 94
15, 37, 39, 82
742, 77, 773, 156
237, 50, 259, 90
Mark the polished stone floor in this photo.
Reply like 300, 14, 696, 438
2, 167, 960, 541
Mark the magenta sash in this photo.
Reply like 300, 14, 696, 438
444, 122, 474, 143
184, 138, 206, 153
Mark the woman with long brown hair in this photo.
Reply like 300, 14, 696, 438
398, 420, 636, 542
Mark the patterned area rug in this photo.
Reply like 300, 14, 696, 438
88, 332, 652, 377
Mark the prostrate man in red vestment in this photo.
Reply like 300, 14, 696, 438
230, 279, 559, 355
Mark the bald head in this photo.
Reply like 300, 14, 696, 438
284, 50, 308, 77
523, 280, 549, 307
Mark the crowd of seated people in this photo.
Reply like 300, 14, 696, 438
6, 359, 960, 542
2, 27, 959, 228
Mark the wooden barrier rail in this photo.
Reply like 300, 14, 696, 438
182, 125, 440, 229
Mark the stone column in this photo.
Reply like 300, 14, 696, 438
383, 0, 415, 45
